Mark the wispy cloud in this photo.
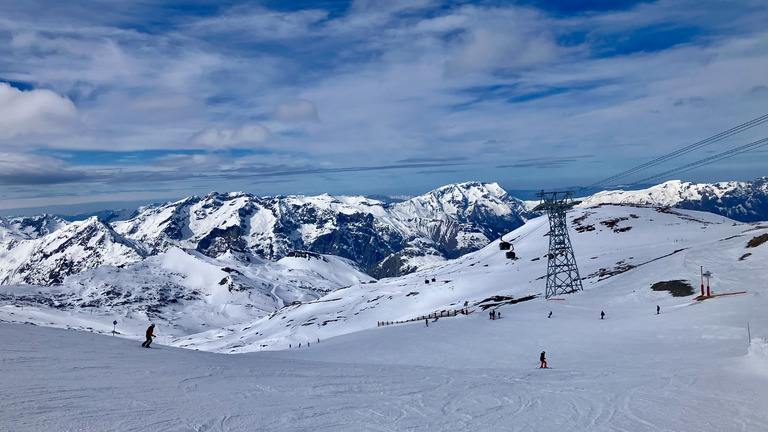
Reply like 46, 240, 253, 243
189, 124, 271, 149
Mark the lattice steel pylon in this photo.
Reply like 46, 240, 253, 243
533, 191, 584, 299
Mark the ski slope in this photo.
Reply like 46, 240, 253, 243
2, 204, 768, 431
2, 285, 767, 431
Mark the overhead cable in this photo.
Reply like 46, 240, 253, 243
629, 136, 768, 186
585, 113, 768, 190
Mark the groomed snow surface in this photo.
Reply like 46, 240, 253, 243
2, 204, 768, 431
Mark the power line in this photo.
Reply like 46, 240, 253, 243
585, 113, 768, 190
629, 136, 768, 186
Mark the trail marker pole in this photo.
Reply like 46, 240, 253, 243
112, 320, 117, 336
703, 271, 712, 297
748, 322, 751, 346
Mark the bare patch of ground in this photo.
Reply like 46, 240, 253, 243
747, 233, 768, 248
651, 280, 694, 297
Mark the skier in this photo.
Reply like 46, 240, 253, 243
540, 351, 547, 368
141, 324, 155, 348
548, 311, 552, 318
657, 305, 660, 315
489, 310, 493, 320
600, 311, 605, 320
425, 318, 429, 327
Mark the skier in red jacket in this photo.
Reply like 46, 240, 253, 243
142, 324, 155, 348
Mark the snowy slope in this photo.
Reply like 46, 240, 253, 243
171, 204, 767, 353
0, 217, 147, 285
0, 247, 374, 340
5, 204, 765, 355
575, 178, 768, 221
0, 214, 68, 241
2, 208, 768, 430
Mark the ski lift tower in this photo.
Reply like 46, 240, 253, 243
533, 191, 584, 299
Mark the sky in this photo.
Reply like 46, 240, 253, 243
1, 0, 767, 215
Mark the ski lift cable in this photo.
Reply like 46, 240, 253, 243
628, 136, 768, 187
584, 113, 768, 190
502, 217, 549, 244
586, 113, 768, 189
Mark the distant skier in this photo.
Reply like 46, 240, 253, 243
141, 324, 155, 348
657, 305, 660, 315
540, 351, 547, 368
489, 310, 493, 320
425, 318, 429, 327
548, 311, 552, 318
600, 311, 605, 320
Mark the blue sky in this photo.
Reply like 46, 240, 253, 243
1, 0, 767, 214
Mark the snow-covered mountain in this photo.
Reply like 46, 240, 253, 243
0, 182, 526, 285
0, 217, 147, 285
108, 181, 528, 278
3, 202, 767, 356
0, 246, 374, 333
576, 177, 768, 221
3, 200, 768, 431
2, 186, 768, 431
160, 203, 768, 353
0, 214, 68, 242
1, 179, 767, 290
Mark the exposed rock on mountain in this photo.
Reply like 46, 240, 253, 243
110, 182, 528, 278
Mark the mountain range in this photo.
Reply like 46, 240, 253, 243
0, 178, 766, 293
1, 188, 767, 357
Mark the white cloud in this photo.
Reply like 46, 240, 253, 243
189, 124, 271, 149
188, 7, 328, 41
0, 83, 77, 140
273, 100, 319, 122
443, 8, 561, 77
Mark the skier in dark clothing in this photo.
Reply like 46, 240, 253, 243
600, 311, 605, 320
657, 305, 660, 315
540, 351, 547, 368
142, 324, 155, 348
548, 311, 552, 318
